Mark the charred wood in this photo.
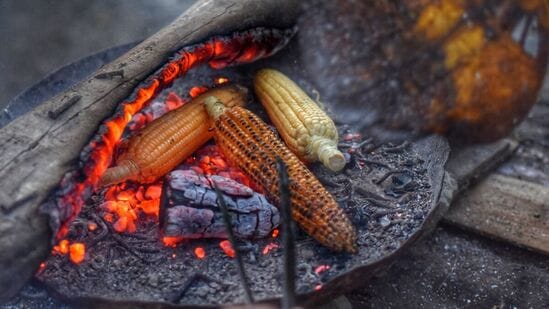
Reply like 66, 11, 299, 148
160, 169, 279, 240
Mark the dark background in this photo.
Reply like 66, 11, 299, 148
0, 0, 196, 108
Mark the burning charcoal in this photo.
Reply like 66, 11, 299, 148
100, 85, 248, 186
161, 169, 279, 240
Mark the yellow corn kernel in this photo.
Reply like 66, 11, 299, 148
254, 68, 346, 172
100, 85, 247, 186
204, 97, 357, 253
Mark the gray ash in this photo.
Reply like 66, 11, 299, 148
36, 133, 437, 306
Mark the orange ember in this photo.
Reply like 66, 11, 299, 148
314, 265, 331, 275
183, 144, 256, 190
145, 185, 162, 200
163, 236, 185, 247
38, 262, 47, 273
214, 76, 230, 85
194, 247, 206, 259
53, 239, 70, 255
52, 239, 86, 264
219, 240, 235, 258
271, 229, 279, 238
69, 243, 86, 264
101, 183, 161, 233
189, 86, 209, 98
262, 243, 280, 255
87, 222, 98, 231
165, 92, 185, 110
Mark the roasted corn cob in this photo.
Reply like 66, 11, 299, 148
254, 68, 346, 172
100, 85, 247, 186
204, 96, 357, 253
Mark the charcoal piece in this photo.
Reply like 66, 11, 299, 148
161, 169, 279, 239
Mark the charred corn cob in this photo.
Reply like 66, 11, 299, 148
254, 68, 346, 172
204, 97, 357, 253
100, 85, 247, 186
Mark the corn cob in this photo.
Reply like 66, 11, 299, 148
204, 97, 357, 253
254, 68, 346, 172
100, 85, 247, 186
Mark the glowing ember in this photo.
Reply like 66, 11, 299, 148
314, 265, 331, 275
145, 185, 162, 200
189, 85, 209, 98
99, 182, 161, 233
53, 239, 70, 255
87, 222, 97, 231
182, 144, 256, 189
162, 236, 184, 248
214, 76, 230, 85
271, 229, 279, 238
262, 243, 280, 255
103, 213, 114, 223
194, 247, 206, 259
52, 27, 294, 240
315, 284, 323, 291
69, 243, 86, 264
51, 240, 86, 264
219, 240, 235, 258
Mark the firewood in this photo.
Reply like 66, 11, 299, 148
160, 169, 279, 240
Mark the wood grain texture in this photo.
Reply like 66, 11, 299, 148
445, 174, 549, 255
0, 0, 299, 302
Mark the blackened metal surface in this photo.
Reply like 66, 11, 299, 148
35, 40, 449, 306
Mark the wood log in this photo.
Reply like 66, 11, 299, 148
446, 139, 518, 191
444, 174, 549, 255
0, 0, 299, 302
161, 169, 279, 240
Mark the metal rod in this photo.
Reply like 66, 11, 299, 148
277, 157, 296, 309
213, 182, 254, 304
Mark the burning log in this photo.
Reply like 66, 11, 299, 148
53, 27, 294, 240
0, 0, 299, 302
160, 169, 279, 240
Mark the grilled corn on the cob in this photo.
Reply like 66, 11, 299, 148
254, 68, 346, 172
100, 85, 247, 186
204, 96, 357, 252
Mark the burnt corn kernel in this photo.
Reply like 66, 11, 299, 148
204, 97, 357, 253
